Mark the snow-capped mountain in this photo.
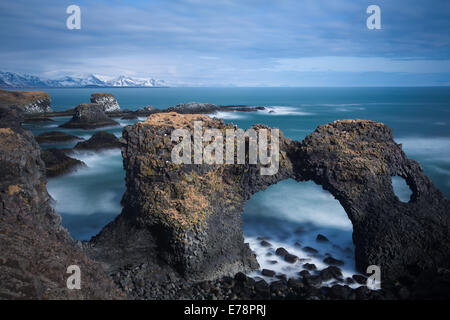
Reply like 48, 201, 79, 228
0, 71, 168, 88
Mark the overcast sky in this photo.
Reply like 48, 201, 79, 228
1, 0, 449, 86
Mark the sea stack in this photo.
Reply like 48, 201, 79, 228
0, 88, 53, 114
60, 103, 119, 129
90, 93, 120, 113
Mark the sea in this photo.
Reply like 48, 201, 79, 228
22, 87, 450, 283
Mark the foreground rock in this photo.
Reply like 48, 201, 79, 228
41, 148, 85, 177
86, 113, 449, 299
74, 131, 122, 150
60, 103, 119, 129
90, 93, 120, 113
36, 131, 83, 144
87, 113, 295, 282
0, 108, 124, 299
0, 88, 53, 114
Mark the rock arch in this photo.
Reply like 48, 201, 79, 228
89, 113, 450, 285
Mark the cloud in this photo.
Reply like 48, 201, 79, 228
0, 0, 449, 86
268, 57, 450, 73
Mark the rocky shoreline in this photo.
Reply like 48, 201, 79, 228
1, 91, 450, 300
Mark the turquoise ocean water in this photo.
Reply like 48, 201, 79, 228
22, 87, 450, 279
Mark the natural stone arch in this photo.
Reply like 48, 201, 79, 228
89, 113, 450, 286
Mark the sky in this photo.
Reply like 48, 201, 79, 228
0, 0, 449, 86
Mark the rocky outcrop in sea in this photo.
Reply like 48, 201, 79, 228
90, 93, 120, 113
0, 88, 53, 114
60, 103, 119, 129
165, 102, 265, 114
74, 131, 122, 150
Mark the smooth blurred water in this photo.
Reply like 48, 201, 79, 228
20, 87, 450, 278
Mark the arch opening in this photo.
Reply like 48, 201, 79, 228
391, 175, 413, 203
243, 178, 362, 286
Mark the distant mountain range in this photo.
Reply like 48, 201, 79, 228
0, 71, 168, 88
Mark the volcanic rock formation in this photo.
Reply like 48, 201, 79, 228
0, 107, 124, 299
90, 93, 120, 113
41, 148, 85, 177
74, 131, 122, 150
35, 131, 83, 144
60, 103, 119, 129
88, 113, 450, 292
0, 88, 53, 114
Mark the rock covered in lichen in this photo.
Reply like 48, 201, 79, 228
0, 108, 124, 299
90, 93, 120, 113
0, 88, 53, 114
295, 119, 450, 282
89, 112, 295, 282
89, 115, 450, 298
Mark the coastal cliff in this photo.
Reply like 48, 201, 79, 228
0, 89, 53, 114
1, 107, 449, 299
0, 107, 124, 299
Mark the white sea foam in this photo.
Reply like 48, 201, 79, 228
243, 179, 362, 286
211, 111, 247, 120
261, 106, 314, 116
47, 149, 125, 216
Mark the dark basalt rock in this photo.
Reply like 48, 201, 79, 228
275, 247, 290, 257
85, 114, 450, 298
323, 256, 345, 266
284, 253, 299, 263
74, 131, 122, 150
352, 274, 367, 285
302, 246, 319, 254
299, 270, 310, 278
316, 234, 329, 242
36, 131, 83, 143
320, 266, 343, 282
90, 93, 120, 113
295, 119, 450, 283
60, 103, 119, 129
303, 263, 317, 271
165, 102, 220, 114
304, 275, 322, 287
41, 148, 85, 177
164, 102, 266, 115
0, 88, 53, 114
260, 240, 272, 247
0, 109, 124, 299
261, 269, 276, 277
